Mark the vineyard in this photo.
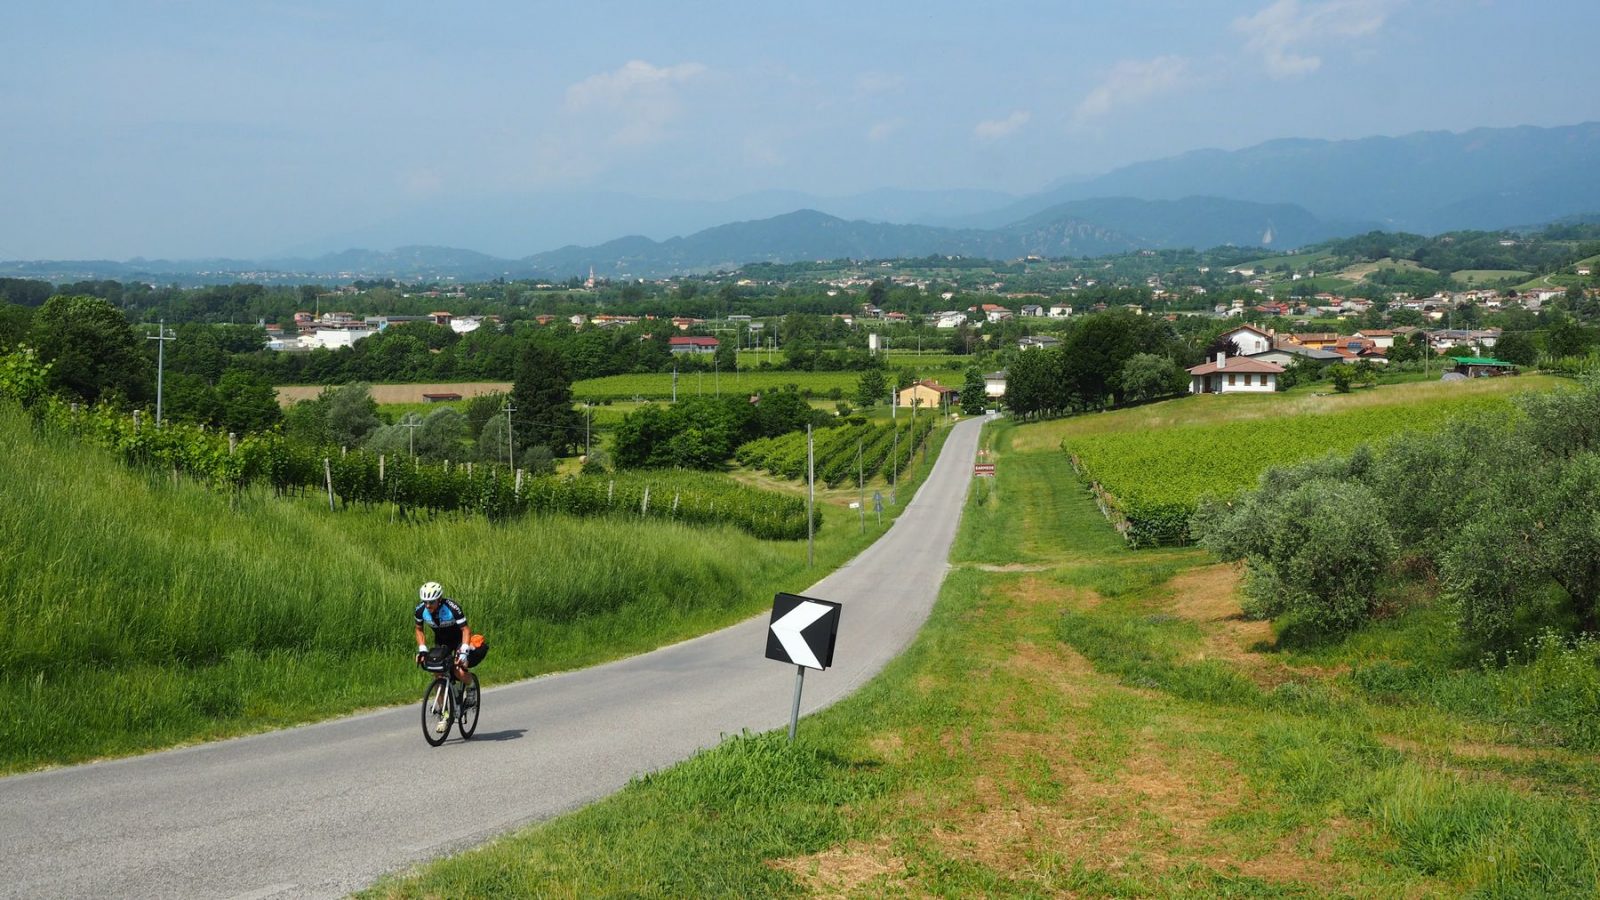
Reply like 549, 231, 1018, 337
18, 395, 816, 540
1065, 392, 1527, 547
734, 415, 937, 487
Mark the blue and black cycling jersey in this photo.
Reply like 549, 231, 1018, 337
415, 598, 468, 649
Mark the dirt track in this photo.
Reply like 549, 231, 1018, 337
274, 382, 512, 406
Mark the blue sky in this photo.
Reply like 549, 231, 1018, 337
3, 0, 1598, 259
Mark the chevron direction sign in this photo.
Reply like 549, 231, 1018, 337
764, 593, 841, 670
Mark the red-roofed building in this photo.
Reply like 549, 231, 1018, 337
669, 336, 720, 355
1187, 353, 1284, 394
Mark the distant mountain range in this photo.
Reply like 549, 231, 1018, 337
5, 121, 1598, 283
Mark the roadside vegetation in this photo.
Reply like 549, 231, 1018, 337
367, 381, 1600, 897
0, 401, 952, 773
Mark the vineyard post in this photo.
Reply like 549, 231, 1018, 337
379, 454, 385, 482
642, 485, 650, 516
228, 432, 237, 455
133, 409, 141, 432
807, 424, 815, 567
515, 468, 523, 498
323, 457, 334, 511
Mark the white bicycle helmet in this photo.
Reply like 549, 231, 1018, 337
419, 581, 443, 603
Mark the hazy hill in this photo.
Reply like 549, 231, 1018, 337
961, 122, 1600, 234
523, 197, 1354, 277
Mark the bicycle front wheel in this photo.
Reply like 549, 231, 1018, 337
457, 673, 480, 739
422, 678, 451, 747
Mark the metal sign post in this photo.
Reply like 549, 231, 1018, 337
765, 592, 842, 742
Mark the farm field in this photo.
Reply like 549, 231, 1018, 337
571, 369, 862, 401
276, 382, 511, 405
0, 401, 952, 773
1049, 376, 1562, 545
371, 408, 1600, 898
1239, 251, 1337, 272
1338, 257, 1437, 281
1450, 268, 1531, 284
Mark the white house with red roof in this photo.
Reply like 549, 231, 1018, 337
1217, 323, 1274, 356
1187, 353, 1284, 394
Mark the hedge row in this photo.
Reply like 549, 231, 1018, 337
12, 393, 814, 539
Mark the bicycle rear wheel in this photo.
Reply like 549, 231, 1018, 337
422, 678, 451, 747
456, 673, 480, 739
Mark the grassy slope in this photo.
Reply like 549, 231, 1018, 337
0, 407, 953, 772
367, 393, 1599, 897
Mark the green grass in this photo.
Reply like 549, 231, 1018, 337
0, 404, 952, 772
368, 410, 1600, 897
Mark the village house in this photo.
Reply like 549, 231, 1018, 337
668, 336, 719, 355
1217, 323, 1274, 356
1048, 303, 1073, 318
1286, 332, 1340, 350
1186, 353, 1285, 394
973, 303, 1013, 322
1250, 344, 1340, 367
1017, 335, 1061, 352
897, 379, 959, 411
983, 371, 1008, 399
1353, 329, 1396, 349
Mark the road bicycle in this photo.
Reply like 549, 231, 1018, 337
419, 649, 480, 746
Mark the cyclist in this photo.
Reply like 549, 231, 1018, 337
414, 581, 474, 732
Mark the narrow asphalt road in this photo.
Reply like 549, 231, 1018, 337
0, 416, 983, 899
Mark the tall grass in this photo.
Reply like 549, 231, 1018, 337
0, 405, 941, 771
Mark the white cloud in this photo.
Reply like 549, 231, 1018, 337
974, 110, 1031, 142
1074, 56, 1189, 122
867, 118, 905, 143
563, 60, 708, 146
1233, 0, 1391, 78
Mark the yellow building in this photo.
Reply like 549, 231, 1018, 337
897, 380, 958, 411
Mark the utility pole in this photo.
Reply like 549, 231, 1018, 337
502, 399, 517, 469
672, 365, 678, 402
857, 438, 865, 534
146, 319, 174, 427
584, 402, 591, 458
806, 424, 814, 567
402, 415, 422, 459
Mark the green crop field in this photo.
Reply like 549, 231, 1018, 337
1048, 377, 1563, 545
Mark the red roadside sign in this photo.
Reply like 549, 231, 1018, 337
974, 463, 996, 476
